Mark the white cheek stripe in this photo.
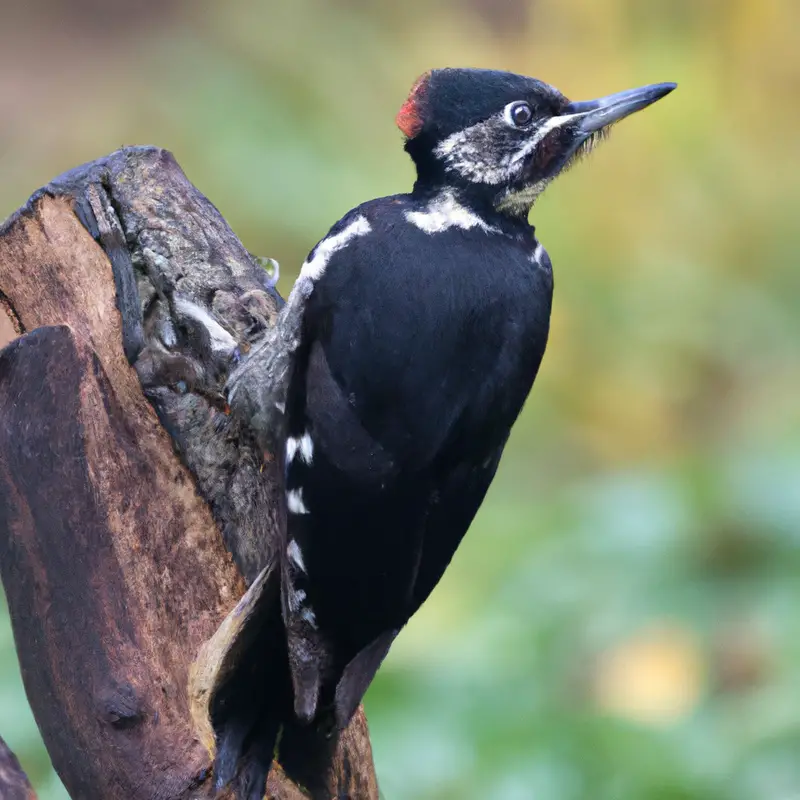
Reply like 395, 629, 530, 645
434, 130, 468, 159
434, 120, 512, 185
434, 111, 582, 186
406, 190, 499, 234
287, 489, 310, 515
174, 298, 237, 352
287, 539, 307, 572
300, 215, 372, 281
507, 112, 581, 170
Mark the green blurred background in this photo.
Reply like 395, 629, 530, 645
1, 0, 799, 798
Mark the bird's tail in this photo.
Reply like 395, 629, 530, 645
277, 628, 398, 797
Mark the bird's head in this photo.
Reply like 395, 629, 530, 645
397, 68, 676, 217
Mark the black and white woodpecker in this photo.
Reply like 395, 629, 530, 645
273, 67, 674, 778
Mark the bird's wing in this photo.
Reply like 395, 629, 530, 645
281, 214, 548, 732
410, 440, 506, 615
292, 225, 513, 471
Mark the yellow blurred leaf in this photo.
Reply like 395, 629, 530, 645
592, 622, 705, 726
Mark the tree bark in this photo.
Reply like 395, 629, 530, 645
0, 736, 37, 800
0, 147, 378, 799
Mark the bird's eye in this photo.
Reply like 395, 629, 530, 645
505, 101, 533, 128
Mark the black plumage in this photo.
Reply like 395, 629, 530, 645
277, 68, 675, 742
217, 67, 675, 797
282, 196, 553, 726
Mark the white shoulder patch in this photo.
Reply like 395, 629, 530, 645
406, 191, 499, 235
300, 215, 372, 282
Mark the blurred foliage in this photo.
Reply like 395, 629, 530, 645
1, 0, 799, 798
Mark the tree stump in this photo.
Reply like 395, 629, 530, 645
0, 147, 379, 799
0, 735, 36, 800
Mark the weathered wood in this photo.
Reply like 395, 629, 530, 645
0, 325, 229, 798
0, 736, 36, 800
0, 147, 378, 799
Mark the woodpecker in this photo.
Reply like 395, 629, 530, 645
225, 67, 675, 795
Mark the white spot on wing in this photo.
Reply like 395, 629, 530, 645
286, 433, 314, 465
406, 190, 499, 235
287, 489, 310, 515
301, 607, 317, 627
287, 539, 307, 572
288, 587, 306, 612
300, 215, 372, 281
298, 433, 313, 464
286, 582, 317, 628
174, 298, 237, 353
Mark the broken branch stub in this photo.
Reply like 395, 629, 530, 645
0, 147, 378, 799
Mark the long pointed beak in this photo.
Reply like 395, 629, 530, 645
565, 82, 676, 135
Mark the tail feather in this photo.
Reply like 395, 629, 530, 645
277, 715, 340, 798
205, 565, 290, 796
334, 630, 397, 729
232, 714, 282, 800
277, 629, 397, 797
213, 705, 258, 792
